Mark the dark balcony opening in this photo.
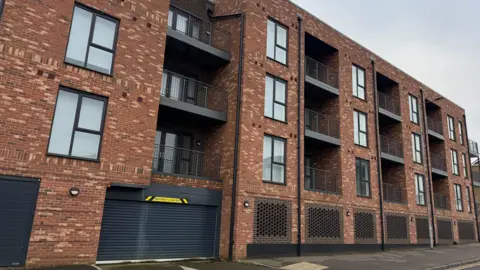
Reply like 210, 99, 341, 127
379, 122, 404, 163
376, 72, 401, 118
469, 140, 479, 157
153, 116, 223, 180
430, 140, 447, 179
382, 162, 406, 203
433, 180, 450, 210
304, 145, 341, 194
304, 105, 340, 146
305, 33, 339, 92
425, 100, 443, 137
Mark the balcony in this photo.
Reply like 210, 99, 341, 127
380, 136, 404, 164
427, 118, 444, 140
377, 91, 402, 122
160, 70, 227, 123
152, 145, 221, 180
305, 57, 339, 97
305, 109, 340, 146
304, 167, 338, 194
166, 5, 231, 68
469, 140, 479, 157
434, 193, 449, 210
431, 153, 448, 178
473, 171, 480, 187
383, 183, 407, 203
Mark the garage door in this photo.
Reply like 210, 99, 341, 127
97, 199, 218, 262
0, 176, 40, 267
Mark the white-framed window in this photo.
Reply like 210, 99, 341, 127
454, 184, 463, 211
412, 133, 422, 164
262, 135, 286, 184
65, 3, 119, 75
447, 115, 456, 141
408, 95, 419, 124
462, 153, 468, 178
354, 110, 368, 147
47, 87, 108, 161
451, 149, 459, 175
264, 75, 286, 122
466, 186, 472, 213
458, 121, 464, 145
267, 19, 287, 65
356, 158, 370, 197
352, 65, 366, 100
415, 174, 425, 205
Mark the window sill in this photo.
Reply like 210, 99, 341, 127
416, 203, 427, 207
353, 95, 367, 102
263, 180, 287, 186
413, 161, 423, 165
265, 116, 288, 124
266, 56, 288, 67
357, 195, 372, 199
64, 61, 114, 77
46, 153, 100, 163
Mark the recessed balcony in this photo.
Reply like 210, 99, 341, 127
428, 118, 444, 140
304, 109, 340, 146
377, 91, 402, 122
380, 136, 404, 164
434, 193, 449, 210
431, 153, 448, 178
304, 167, 339, 194
305, 57, 339, 98
383, 183, 407, 204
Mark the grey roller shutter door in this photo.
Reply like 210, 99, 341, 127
0, 177, 39, 267
97, 199, 218, 261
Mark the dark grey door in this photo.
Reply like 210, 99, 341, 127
97, 199, 218, 261
0, 177, 39, 267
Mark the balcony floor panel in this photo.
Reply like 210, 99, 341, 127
305, 75, 339, 97
428, 129, 445, 141
378, 108, 402, 123
432, 168, 448, 178
159, 98, 227, 124
305, 129, 340, 146
380, 152, 404, 165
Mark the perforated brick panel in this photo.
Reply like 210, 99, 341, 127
437, 219, 453, 243
305, 204, 343, 243
416, 216, 430, 243
253, 198, 292, 244
354, 209, 376, 244
385, 213, 409, 244
458, 220, 476, 242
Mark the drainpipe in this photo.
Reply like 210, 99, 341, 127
209, 11, 245, 261
296, 14, 303, 257
371, 58, 385, 251
463, 114, 480, 242
420, 89, 436, 247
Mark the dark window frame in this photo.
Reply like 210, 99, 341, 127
466, 186, 472, 213
262, 134, 287, 185
264, 74, 287, 123
462, 152, 468, 179
412, 132, 423, 164
458, 121, 464, 145
408, 94, 419, 124
451, 148, 459, 176
415, 174, 426, 206
64, 2, 120, 76
47, 86, 108, 162
356, 158, 371, 198
267, 17, 288, 66
352, 65, 366, 101
447, 115, 456, 141
454, 184, 463, 212
354, 110, 368, 147
0, 0, 5, 19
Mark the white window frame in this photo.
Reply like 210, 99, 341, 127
267, 18, 288, 65
412, 133, 422, 164
352, 65, 366, 100
451, 149, 459, 175
354, 110, 368, 147
408, 95, 419, 124
415, 174, 425, 206
455, 184, 463, 211
264, 75, 287, 122
447, 115, 456, 141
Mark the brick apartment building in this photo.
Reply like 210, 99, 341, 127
0, 0, 479, 267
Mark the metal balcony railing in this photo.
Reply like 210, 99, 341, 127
152, 145, 221, 179
161, 70, 227, 112
427, 118, 443, 135
469, 140, 479, 156
377, 91, 401, 116
168, 5, 231, 53
305, 57, 339, 88
380, 136, 404, 158
383, 183, 406, 203
473, 171, 480, 183
434, 193, 449, 210
304, 167, 338, 193
305, 109, 340, 139
431, 153, 447, 172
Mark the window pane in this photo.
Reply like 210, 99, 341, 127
273, 139, 284, 163
354, 111, 359, 144
361, 161, 369, 180
48, 90, 79, 155
275, 80, 285, 103
71, 131, 101, 159
276, 25, 287, 47
357, 68, 365, 87
168, 10, 173, 27
263, 136, 272, 180
359, 114, 366, 131
92, 16, 116, 49
352, 66, 357, 95
66, 7, 92, 66
161, 73, 167, 96
361, 181, 369, 197
176, 14, 188, 33
359, 134, 367, 146
274, 104, 285, 122
272, 164, 285, 183
267, 20, 275, 59
415, 135, 421, 149
86, 46, 113, 74
169, 75, 182, 99
78, 97, 104, 131
276, 47, 287, 64
357, 87, 365, 100
418, 194, 425, 205
264, 76, 274, 118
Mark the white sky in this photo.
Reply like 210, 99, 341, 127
291, 0, 480, 145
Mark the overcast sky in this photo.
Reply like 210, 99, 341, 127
291, 0, 480, 146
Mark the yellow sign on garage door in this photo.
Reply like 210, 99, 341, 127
145, 196, 188, 204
